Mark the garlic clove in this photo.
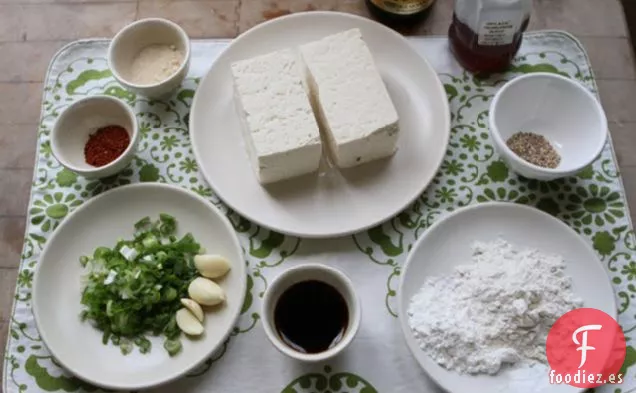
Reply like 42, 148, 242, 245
193, 254, 232, 279
180, 298, 204, 322
188, 277, 226, 306
176, 308, 204, 336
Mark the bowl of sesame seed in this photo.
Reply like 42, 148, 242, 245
489, 72, 608, 181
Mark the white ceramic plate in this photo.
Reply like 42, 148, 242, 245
398, 202, 616, 393
32, 183, 246, 390
189, 11, 450, 238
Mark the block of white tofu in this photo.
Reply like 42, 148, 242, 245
299, 28, 399, 168
231, 48, 322, 184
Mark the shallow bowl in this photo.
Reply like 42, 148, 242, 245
398, 202, 615, 393
108, 18, 191, 98
489, 73, 607, 181
261, 263, 361, 362
51, 95, 139, 179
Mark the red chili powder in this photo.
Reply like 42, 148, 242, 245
84, 125, 130, 167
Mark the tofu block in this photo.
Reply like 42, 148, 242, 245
231, 48, 322, 184
299, 28, 399, 168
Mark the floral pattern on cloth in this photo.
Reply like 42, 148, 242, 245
3, 33, 636, 393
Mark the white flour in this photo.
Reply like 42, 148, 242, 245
407, 239, 582, 375
129, 44, 183, 85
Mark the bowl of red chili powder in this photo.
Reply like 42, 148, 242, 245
51, 95, 139, 179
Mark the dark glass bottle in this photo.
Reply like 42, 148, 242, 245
448, 0, 532, 75
365, 0, 436, 27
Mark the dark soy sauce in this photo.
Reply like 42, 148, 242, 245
274, 280, 349, 354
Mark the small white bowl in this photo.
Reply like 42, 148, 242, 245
489, 72, 608, 181
261, 264, 361, 362
51, 95, 139, 179
108, 18, 191, 98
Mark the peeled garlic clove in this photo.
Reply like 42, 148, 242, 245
193, 254, 232, 279
176, 308, 204, 336
188, 277, 226, 306
181, 298, 204, 322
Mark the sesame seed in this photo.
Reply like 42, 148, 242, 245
506, 132, 561, 169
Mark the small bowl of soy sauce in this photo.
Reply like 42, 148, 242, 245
261, 264, 361, 362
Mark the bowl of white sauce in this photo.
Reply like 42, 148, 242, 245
108, 18, 191, 99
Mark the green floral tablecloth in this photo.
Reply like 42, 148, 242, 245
3, 32, 636, 393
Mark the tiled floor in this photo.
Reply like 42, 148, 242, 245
1, 0, 636, 376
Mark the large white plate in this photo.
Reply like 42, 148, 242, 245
398, 202, 616, 393
190, 11, 450, 238
32, 183, 246, 390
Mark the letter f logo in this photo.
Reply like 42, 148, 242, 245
572, 324, 602, 368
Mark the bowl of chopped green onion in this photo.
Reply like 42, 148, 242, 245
32, 183, 245, 390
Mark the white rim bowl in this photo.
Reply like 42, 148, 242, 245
188, 11, 451, 238
261, 263, 361, 362
51, 95, 139, 179
31, 183, 247, 390
489, 72, 608, 181
108, 18, 191, 98
398, 202, 615, 393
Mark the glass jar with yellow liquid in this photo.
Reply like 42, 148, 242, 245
365, 0, 436, 26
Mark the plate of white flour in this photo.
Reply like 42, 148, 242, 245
189, 11, 450, 238
398, 202, 616, 393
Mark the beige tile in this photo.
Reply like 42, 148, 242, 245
0, 83, 43, 125
597, 80, 636, 123
531, 0, 627, 37
610, 122, 636, 167
0, 169, 32, 216
340, 0, 453, 36
11, 3, 137, 42
0, 0, 134, 3
0, 124, 38, 169
0, 41, 67, 82
0, 268, 17, 321
239, 0, 452, 36
334, 0, 370, 18
0, 218, 26, 269
579, 37, 636, 80
238, 0, 336, 32
410, 0, 454, 36
138, 0, 238, 38
0, 5, 26, 41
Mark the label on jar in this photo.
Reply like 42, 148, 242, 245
369, 0, 435, 15
477, 11, 524, 46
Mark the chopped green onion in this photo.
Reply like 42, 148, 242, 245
164, 339, 182, 357
158, 214, 177, 235
134, 216, 151, 230
156, 251, 168, 263
101, 329, 111, 345
106, 299, 114, 317
142, 234, 159, 249
135, 337, 152, 354
93, 247, 111, 259
120, 339, 133, 355
119, 245, 138, 262
162, 287, 177, 302
79, 215, 202, 356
